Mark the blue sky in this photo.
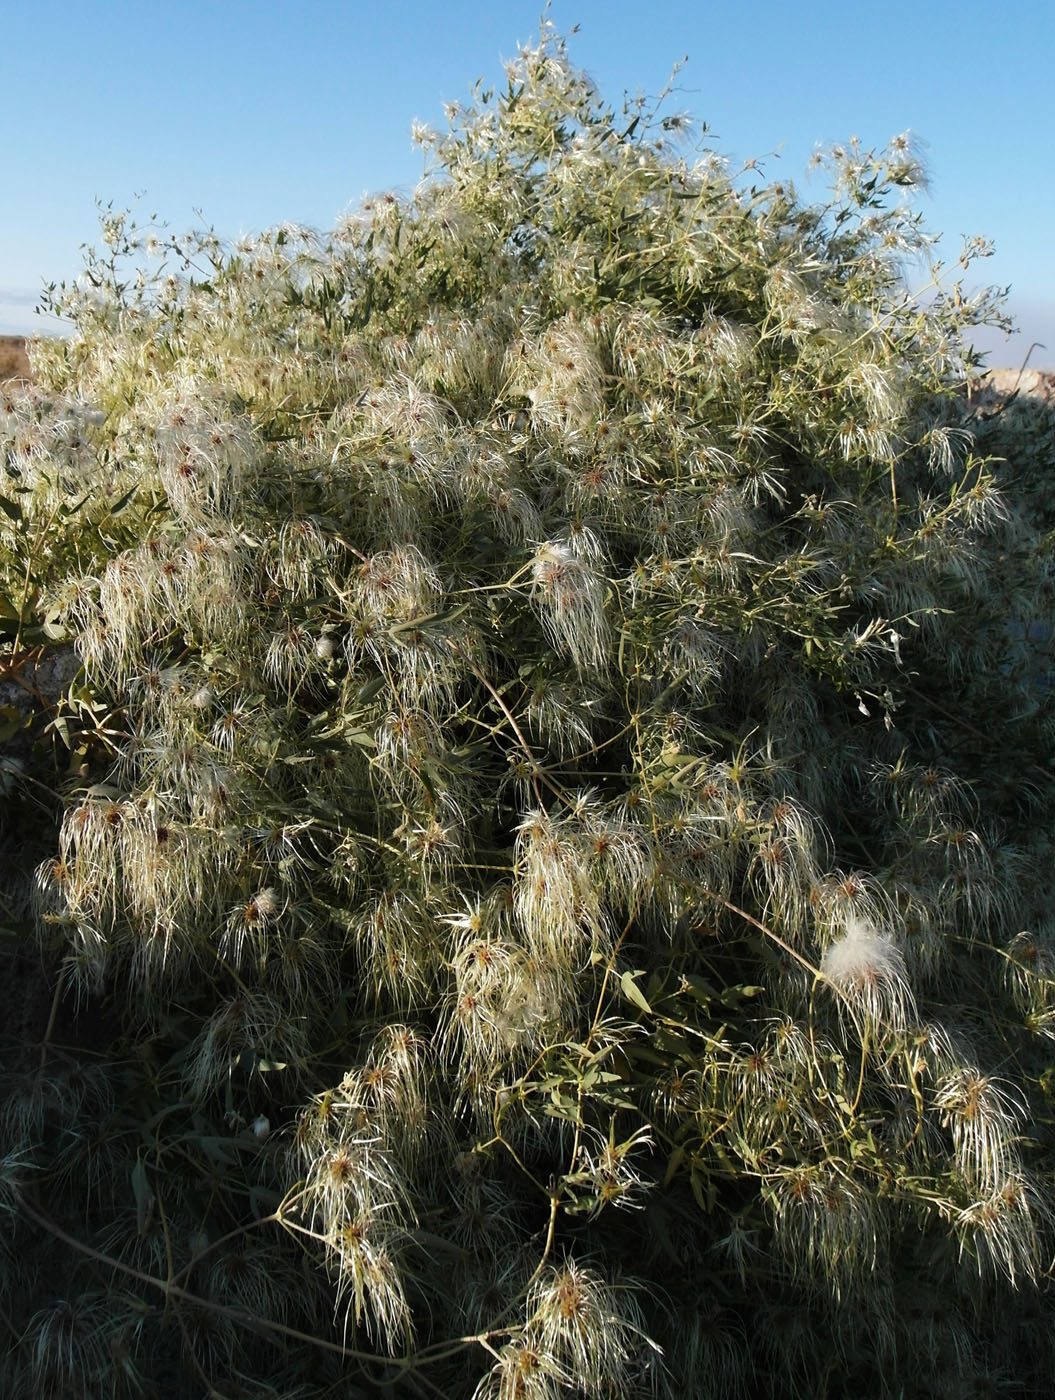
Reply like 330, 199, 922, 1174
2, 0, 1052, 367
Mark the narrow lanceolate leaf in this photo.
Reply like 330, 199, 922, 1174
620, 970, 653, 1015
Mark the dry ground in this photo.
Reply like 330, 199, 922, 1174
0, 335, 31, 382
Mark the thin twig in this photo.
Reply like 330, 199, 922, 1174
39, 963, 68, 1072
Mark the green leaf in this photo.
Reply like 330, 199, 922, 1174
620, 970, 652, 1015
681, 973, 717, 1005
662, 1144, 686, 1187
356, 675, 387, 704
107, 485, 139, 516
720, 984, 765, 1007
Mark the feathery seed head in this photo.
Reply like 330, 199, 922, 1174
821, 915, 914, 1030
530, 538, 610, 672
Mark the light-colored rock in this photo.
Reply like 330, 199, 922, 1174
975, 367, 1055, 406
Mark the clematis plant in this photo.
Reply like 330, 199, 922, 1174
3, 22, 1054, 1400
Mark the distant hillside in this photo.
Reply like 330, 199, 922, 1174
0, 336, 30, 381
